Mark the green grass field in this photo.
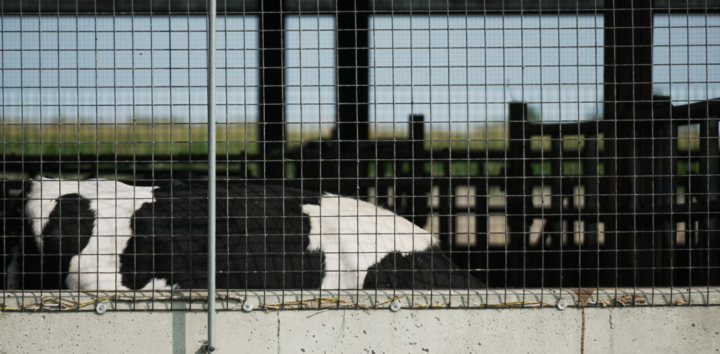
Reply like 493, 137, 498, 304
1, 118, 703, 177
1, 121, 506, 155
2, 119, 517, 156
1, 120, 259, 156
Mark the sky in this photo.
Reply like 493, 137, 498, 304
1, 15, 258, 124
652, 13, 720, 105
369, 14, 604, 129
0, 13, 717, 129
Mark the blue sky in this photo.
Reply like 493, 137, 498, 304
369, 14, 604, 128
284, 15, 335, 129
1, 13, 718, 129
1, 15, 258, 124
653, 13, 720, 105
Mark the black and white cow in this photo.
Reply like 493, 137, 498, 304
2, 177, 483, 291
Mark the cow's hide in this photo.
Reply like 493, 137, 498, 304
2, 177, 484, 290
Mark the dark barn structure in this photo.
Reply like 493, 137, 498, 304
2, 0, 719, 291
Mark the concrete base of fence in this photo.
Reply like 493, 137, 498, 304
2, 289, 719, 354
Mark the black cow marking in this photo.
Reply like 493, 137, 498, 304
120, 182, 325, 290
363, 251, 484, 289
7, 194, 94, 290
36, 194, 95, 289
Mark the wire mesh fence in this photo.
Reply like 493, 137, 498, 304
1, 0, 720, 313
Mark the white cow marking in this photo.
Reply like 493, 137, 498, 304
303, 194, 435, 289
140, 278, 178, 291
24, 177, 156, 290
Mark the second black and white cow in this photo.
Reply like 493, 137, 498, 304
2, 178, 483, 291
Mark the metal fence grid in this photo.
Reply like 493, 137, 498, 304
1, 0, 720, 318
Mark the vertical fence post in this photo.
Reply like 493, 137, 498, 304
207, 0, 218, 351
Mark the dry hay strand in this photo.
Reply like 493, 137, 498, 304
0, 303, 22, 314
477, 301, 554, 308
263, 297, 372, 313
375, 295, 406, 307
471, 292, 553, 308
412, 304, 447, 309
3, 295, 85, 312
62, 291, 128, 311
586, 294, 647, 307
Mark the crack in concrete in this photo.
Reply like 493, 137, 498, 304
336, 309, 347, 346
581, 308, 586, 354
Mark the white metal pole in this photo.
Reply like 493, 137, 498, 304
206, 0, 218, 351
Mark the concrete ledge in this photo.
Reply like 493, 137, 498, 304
2, 289, 719, 354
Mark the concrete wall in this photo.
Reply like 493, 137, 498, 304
2, 289, 719, 354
